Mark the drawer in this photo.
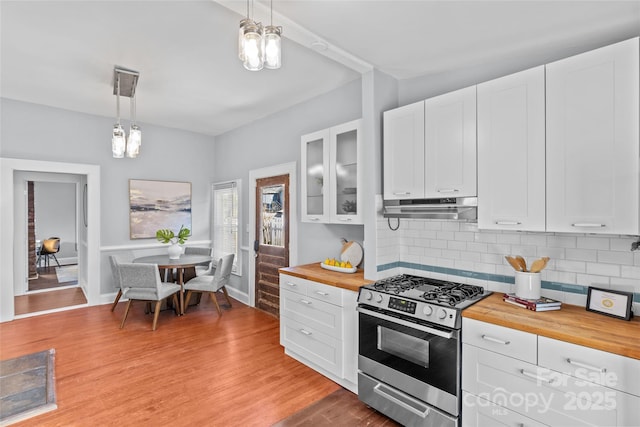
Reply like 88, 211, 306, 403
463, 318, 537, 364
307, 280, 343, 306
281, 289, 343, 338
463, 344, 620, 427
282, 317, 342, 377
279, 273, 309, 296
538, 336, 640, 397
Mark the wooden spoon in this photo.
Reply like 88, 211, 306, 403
530, 257, 550, 273
505, 256, 524, 272
515, 255, 527, 272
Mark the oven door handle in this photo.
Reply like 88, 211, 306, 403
357, 307, 454, 339
373, 383, 430, 418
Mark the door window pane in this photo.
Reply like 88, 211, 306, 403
260, 184, 284, 247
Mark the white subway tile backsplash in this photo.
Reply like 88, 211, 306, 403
564, 292, 587, 307
376, 218, 640, 300
597, 250, 634, 265
565, 248, 598, 262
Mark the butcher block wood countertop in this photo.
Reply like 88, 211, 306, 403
463, 293, 640, 360
279, 263, 373, 293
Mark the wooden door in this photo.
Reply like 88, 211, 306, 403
255, 174, 289, 317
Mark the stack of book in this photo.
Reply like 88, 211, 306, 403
502, 293, 562, 311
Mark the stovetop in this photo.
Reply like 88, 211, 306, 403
357, 274, 492, 329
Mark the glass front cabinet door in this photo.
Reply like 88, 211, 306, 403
301, 119, 363, 224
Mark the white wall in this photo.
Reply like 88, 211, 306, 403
214, 78, 365, 293
34, 181, 77, 259
1, 98, 217, 303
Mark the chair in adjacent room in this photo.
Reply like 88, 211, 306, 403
118, 263, 181, 331
37, 237, 61, 268
109, 252, 134, 312
183, 246, 213, 276
183, 253, 234, 316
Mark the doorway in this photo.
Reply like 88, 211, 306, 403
254, 174, 289, 317
248, 162, 297, 312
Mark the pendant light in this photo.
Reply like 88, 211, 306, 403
264, 0, 282, 69
111, 67, 141, 158
238, 0, 281, 71
112, 73, 126, 158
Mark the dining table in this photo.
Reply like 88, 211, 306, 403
132, 254, 212, 315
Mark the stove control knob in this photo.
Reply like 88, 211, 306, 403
364, 291, 373, 301
438, 308, 448, 320
375, 294, 384, 303
423, 305, 433, 316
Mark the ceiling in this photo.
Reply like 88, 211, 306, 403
1, 1, 639, 137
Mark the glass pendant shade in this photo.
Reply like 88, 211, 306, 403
112, 124, 126, 158
126, 125, 141, 158
238, 18, 250, 61
264, 25, 282, 69
242, 21, 264, 71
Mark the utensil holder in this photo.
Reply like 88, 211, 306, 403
515, 272, 541, 299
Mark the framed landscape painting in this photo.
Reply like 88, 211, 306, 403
129, 179, 192, 239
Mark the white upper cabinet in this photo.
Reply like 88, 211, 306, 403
546, 37, 639, 235
301, 119, 363, 224
477, 66, 546, 231
383, 101, 425, 200
424, 86, 477, 198
301, 128, 330, 223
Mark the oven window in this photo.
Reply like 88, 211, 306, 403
360, 311, 459, 396
378, 326, 429, 367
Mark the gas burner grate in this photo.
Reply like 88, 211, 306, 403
373, 274, 423, 294
421, 283, 485, 306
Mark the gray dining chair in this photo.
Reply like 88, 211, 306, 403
109, 252, 134, 312
183, 246, 213, 276
118, 262, 181, 331
183, 253, 234, 316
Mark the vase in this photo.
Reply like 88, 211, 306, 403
167, 243, 182, 260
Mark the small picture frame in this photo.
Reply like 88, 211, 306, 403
586, 287, 634, 321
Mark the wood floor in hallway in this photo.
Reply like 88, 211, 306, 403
0, 295, 379, 426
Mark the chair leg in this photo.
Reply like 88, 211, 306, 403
183, 290, 193, 312
152, 301, 162, 331
120, 300, 133, 329
210, 292, 222, 315
111, 289, 123, 312
145, 302, 151, 314
52, 254, 61, 268
172, 294, 179, 316
221, 286, 232, 307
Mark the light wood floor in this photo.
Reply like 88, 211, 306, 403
14, 288, 87, 316
0, 296, 342, 426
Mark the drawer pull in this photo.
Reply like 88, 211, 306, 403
566, 358, 607, 373
393, 192, 411, 196
481, 335, 510, 345
571, 223, 605, 228
309, 217, 320, 221
520, 369, 552, 383
299, 299, 312, 305
338, 218, 353, 222
299, 329, 312, 336
314, 291, 329, 296
495, 221, 522, 225
286, 282, 297, 287
438, 188, 459, 193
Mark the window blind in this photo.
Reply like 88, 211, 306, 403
212, 180, 240, 274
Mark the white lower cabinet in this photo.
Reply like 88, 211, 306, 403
279, 273, 358, 392
462, 318, 640, 427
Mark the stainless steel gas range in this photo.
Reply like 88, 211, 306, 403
357, 274, 492, 427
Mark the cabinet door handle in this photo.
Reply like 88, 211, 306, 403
571, 223, 605, 228
393, 192, 411, 196
286, 282, 297, 288
299, 329, 312, 336
338, 218, 353, 221
373, 383, 430, 418
520, 369, 552, 383
299, 299, 312, 305
437, 188, 459, 193
566, 358, 607, 373
481, 334, 510, 345
495, 221, 522, 225
309, 217, 320, 221
314, 291, 329, 296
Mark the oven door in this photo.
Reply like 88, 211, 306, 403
357, 306, 460, 417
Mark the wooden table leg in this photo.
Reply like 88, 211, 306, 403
178, 268, 185, 315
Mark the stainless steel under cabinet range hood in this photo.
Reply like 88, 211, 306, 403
383, 197, 477, 220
